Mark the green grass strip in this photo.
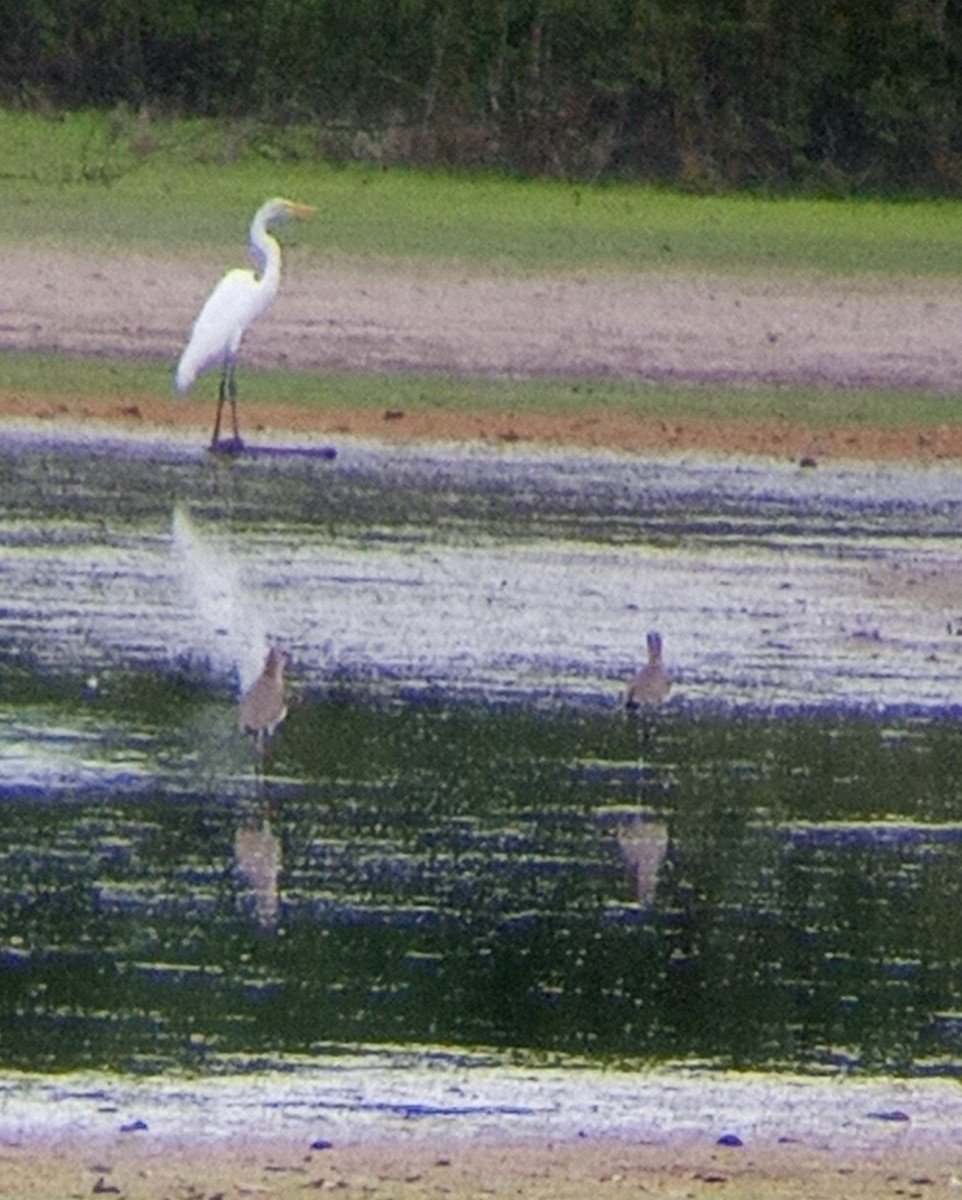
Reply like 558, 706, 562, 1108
4, 110, 962, 276
1, 351, 959, 431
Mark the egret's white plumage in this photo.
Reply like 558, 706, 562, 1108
625, 631, 672, 711
175, 197, 316, 449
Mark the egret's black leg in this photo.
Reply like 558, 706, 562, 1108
210, 362, 244, 454
227, 364, 243, 448
210, 369, 228, 450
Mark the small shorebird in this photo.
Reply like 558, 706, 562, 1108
625, 631, 672, 712
239, 646, 290, 762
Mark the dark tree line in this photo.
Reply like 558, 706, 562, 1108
4, 1, 962, 192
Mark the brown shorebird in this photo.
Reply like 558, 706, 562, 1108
625, 630, 672, 712
239, 646, 290, 762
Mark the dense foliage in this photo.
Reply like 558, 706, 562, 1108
3, 1, 962, 192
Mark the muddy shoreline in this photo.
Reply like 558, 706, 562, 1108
4, 247, 962, 461
3, 1066, 961, 1199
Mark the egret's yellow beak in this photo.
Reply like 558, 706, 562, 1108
284, 201, 317, 219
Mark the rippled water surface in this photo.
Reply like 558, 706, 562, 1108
3, 426, 962, 1086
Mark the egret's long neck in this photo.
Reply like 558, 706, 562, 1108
248, 218, 282, 292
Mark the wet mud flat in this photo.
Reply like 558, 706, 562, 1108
2, 1065, 961, 1200
7, 247, 962, 393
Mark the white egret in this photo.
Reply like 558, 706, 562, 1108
625, 630, 672, 712
239, 645, 290, 763
175, 197, 316, 451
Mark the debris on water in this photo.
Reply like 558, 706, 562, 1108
242, 443, 338, 460
310, 1139, 334, 1151
716, 1133, 744, 1147
866, 1109, 910, 1122
119, 1118, 148, 1133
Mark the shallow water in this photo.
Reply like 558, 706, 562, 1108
3, 425, 962, 713
3, 426, 962, 1084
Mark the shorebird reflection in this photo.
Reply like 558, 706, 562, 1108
617, 812, 669, 905
234, 818, 282, 931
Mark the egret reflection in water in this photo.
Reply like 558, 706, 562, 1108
171, 505, 271, 692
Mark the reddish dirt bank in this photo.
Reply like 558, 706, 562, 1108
2, 387, 962, 464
